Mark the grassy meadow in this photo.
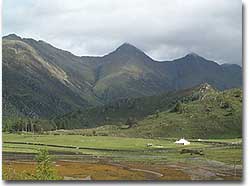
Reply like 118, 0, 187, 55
3, 132, 242, 180
3, 132, 242, 164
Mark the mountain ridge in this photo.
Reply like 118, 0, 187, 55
3, 34, 240, 66
2, 34, 242, 118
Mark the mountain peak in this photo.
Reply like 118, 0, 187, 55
179, 52, 208, 63
116, 42, 140, 51
121, 42, 134, 47
185, 52, 203, 59
105, 42, 149, 59
187, 52, 199, 57
3, 33, 22, 40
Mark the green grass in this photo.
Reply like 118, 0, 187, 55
3, 133, 206, 151
3, 133, 242, 165
205, 147, 242, 164
3, 143, 102, 155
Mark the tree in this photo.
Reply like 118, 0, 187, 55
35, 149, 60, 180
155, 109, 160, 118
3, 149, 62, 180
126, 117, 137, 128
170, 101, 183, 113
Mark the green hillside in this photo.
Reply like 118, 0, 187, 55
125, 88, 242, 138
3, 82, 242, 139
54, 83, 213, 129
69, 87, 242, 139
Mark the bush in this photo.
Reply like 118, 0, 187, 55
170, 102, 183, 113
34, 149, 61, 180
220, 101, 230, 109
3, 149, 62, 180
126, 117, 137, 128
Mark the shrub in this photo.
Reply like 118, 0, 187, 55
34, 149, 61, 180
170, 102, 183, 113
220, 101, 230, 109
3, 149, 62, 180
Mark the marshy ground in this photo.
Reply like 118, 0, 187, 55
2, 133, 242, 181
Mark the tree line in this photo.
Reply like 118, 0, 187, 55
3, 117, 57, 133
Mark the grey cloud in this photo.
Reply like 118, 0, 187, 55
3, 0, 242, 65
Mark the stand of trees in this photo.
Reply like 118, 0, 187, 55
3, 117, 57, 133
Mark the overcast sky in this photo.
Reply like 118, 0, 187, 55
3, 0, 242, 65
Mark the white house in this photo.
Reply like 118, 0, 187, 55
175, 138, 190, 145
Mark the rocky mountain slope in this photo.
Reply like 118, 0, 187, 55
2, 34, 242, 118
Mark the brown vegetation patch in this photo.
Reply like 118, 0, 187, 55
124, 162, 191, 180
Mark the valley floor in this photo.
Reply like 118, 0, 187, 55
2, 133, 243, 181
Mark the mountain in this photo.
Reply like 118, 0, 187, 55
90, 43, 172, 101
53, 83, 219, 129
2, 34, 242, 118
2, 35, 97, 118
73, 86, 242, 139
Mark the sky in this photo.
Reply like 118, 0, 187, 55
3, 0, 242, 65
